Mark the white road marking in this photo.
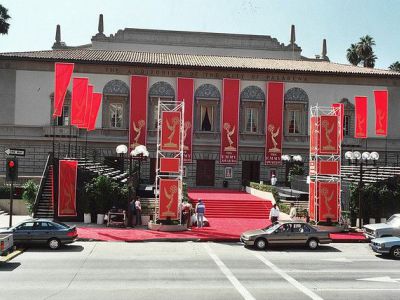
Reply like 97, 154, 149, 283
203, 244, 256, 300
253, 252, 324, 300
357, 276, 400, 283
321, 258, 379, 263
318, 288, 400, 291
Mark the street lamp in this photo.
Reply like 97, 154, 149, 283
131, 145, 149, 186
345, 150, 379, 228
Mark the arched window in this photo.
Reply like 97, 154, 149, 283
240, 85, 265, 134
148, 81, 175, 129
340, 98, 355, 137
284, 87, 309, 135
194, 84, 221, 132
102, 80, 129, 129
50, 90, 72, 126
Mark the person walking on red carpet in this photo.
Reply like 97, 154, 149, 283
195, 199, 206, 228
269, 203, 280, 223
135, 196, 142, 226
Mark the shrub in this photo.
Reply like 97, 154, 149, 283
22, 180, 39, 214
85, 176, 121, 214
249, 182, 280, 203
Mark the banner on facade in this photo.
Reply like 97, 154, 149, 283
265, 82, 284, 165
87, 92, 102, 131
374, 90, 388, 136
331, 103, 344, 142
80, 84, 93, 130
158, 179, 180, 220
319, 115, 339, 155
54, 62, 74, 118
309, 116, 319, 155
160, 157, 180, 173
317, 181, 340, 222
177, 78, 194, 163
129, 75, 148, 150
220, 79, 240, 164
58, 160, 78, 217
355, 96, 368, 138
309, 180, 316, 221
318, 161, 340, 175
71, 78, 89, 127
161, 111, 181, 152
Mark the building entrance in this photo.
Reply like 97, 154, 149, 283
196, 160, 215, 186
242, 161, 260, 186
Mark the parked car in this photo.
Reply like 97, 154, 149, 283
363, 214, 400, 240
240, 221, 331, 250
0, 219, 77, 250
0, 233, 13, 256
370, 236, 400, 259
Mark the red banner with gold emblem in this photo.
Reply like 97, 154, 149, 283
318, 161, 340, 175
160, 157, 180, 173
265, 82, 284, 165
331, 103, 344, 142
80, 85, 93, 130
130, 76, 148, 151
310, 116, 319, 155
309, 181, 316, 221
87, 92, 102, 131
355, 96, 368, 138
71, 78, 89, 127
161, 111, 181, 152
177, 78, 194, 163
319, 115, 339, 155
220, 79, 240, 164
54, 63, 74, 118
159, 179, 180, 220
58, 160, 78, 217
318, 181, 340, 222
374, 90, 388, 136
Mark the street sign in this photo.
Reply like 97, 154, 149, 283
5, 148, 25, 156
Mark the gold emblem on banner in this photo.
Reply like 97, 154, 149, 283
163, 117, 180, 148
321, 119, 335, 151
131, 119, 145, 148
377, 110, 385, 134
268, 124, 281, 153
61, 181, 75, 214
320, 187, 335, 219
161, 184, 178, 217
223, 123, 236, 152
183, 121, 192, 150
357, 116, 365, 135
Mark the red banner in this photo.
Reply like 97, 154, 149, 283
71, 78, 89, 127
130, 75, 148, 151
177, 78, 194, 163
331, 103, 344, 142
318, 161, 340, 175
309, 181, 315, 221
58, 160, 78, 217
87, 92, 102, 131
374, 90, 388, 136
319, 115, 339, 155
355, 96, 368, 138
265, 82, 284, 165
161, 111, 181, 152
220, 79, 240, 164
80, 85, 93, 129
160, 157, 180, 173
53, 63, 74, 118
309, 116, 319, 155
159, 179, 180, 220
318, 182, 340, 222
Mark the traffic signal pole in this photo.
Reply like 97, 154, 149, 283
9, 176, 13, 228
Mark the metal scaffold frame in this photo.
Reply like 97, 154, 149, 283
309, 104, 342, 223
154, 100, 185, 223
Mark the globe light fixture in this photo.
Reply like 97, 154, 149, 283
116, 144, 128, 155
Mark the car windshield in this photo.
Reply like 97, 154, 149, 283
264, 223, 281, 233
387, 216, 400, 227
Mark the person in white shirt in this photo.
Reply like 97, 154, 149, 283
269, 204, 280, 223
270, 174, 277, 186
289, 202, 297, 220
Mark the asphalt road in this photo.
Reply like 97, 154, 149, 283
0, 242, 399, 300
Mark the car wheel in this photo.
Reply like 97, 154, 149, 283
307, 238, 319, 250
391, 246, 400, 259
255, 238, 267, 250
48, 238, 61, 250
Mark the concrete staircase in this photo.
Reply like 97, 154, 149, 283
34, 165, 54, 219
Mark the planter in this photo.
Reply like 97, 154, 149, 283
141, 215, 151, 226
148, 221, 187, 232
84, 213, 92, 224
97, 214, 105, 225
368, 218, 375, 225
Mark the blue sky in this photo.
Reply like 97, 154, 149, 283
1, 0, 399, 69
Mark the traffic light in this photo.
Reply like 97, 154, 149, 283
6, 158, 18, 181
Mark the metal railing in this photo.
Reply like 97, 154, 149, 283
32, 153, 52, 216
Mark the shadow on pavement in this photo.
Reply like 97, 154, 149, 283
24, 244, 84, 253
243, 245, 342, 253
0, 262, 21, 271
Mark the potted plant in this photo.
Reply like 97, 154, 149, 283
81, 193, 92, 224
85, 176, 113, 225
22, 180, 38, 216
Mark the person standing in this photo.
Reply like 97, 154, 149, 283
289, 202, 297, 220
269, 203, 280, 223
135, 196, 142, 226
129, 198, 136, 227
270, 174, 277, 186
195, 199, 206, 228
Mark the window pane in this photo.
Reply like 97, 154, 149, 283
343, 115, 350, 136
200, 105, 213, 131
110, 103, 123, 128
288, 110, 300, 134
245, 108, 258, 133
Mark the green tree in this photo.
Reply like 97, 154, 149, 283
346, 35, 377, 68
0, 4, 11, 35
22, 180, 39, 214
346, 43, 361, 66
389, 61, 400, 72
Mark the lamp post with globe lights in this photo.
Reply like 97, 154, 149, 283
281, 154, 303, 197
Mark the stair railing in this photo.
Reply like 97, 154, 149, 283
33, 153, 53, 217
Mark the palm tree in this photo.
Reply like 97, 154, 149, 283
357, 35, 377, 68
0, 4, 11, 35
389, 61, 400, 72
346, 43, 360, 66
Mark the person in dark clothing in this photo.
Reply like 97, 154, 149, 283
135, 196, 142, 226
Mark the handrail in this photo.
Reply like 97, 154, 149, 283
33, 153, 52, 216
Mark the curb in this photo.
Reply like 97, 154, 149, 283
0, 248, 25, 263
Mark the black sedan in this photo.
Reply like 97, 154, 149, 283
0, 219, 78, 250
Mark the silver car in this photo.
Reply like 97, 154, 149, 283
363, 214, 400, 240
241, 221, 331, 250
370, 236, 400, 259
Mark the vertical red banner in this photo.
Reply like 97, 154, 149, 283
130, 75, 148, 150
177, 78, 194, 163
309, 181, 315, 221
80, 85, 93, 129
355, 96, 368, 138
71, 78, 89, 126
265, 82, 284, 165
374, 90, 388, 136
58, 160, 78, 217
309, 116, 319, 155
161, 111, 181, 152
87, 93, 102, 131
160, 157, 180, 173
159, 179, 180, 220
220, 79, 240, 164
331, 103, 344, 142
318, 182, 340, 222
54, 62, 74, 118
319, 115, 339, 155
